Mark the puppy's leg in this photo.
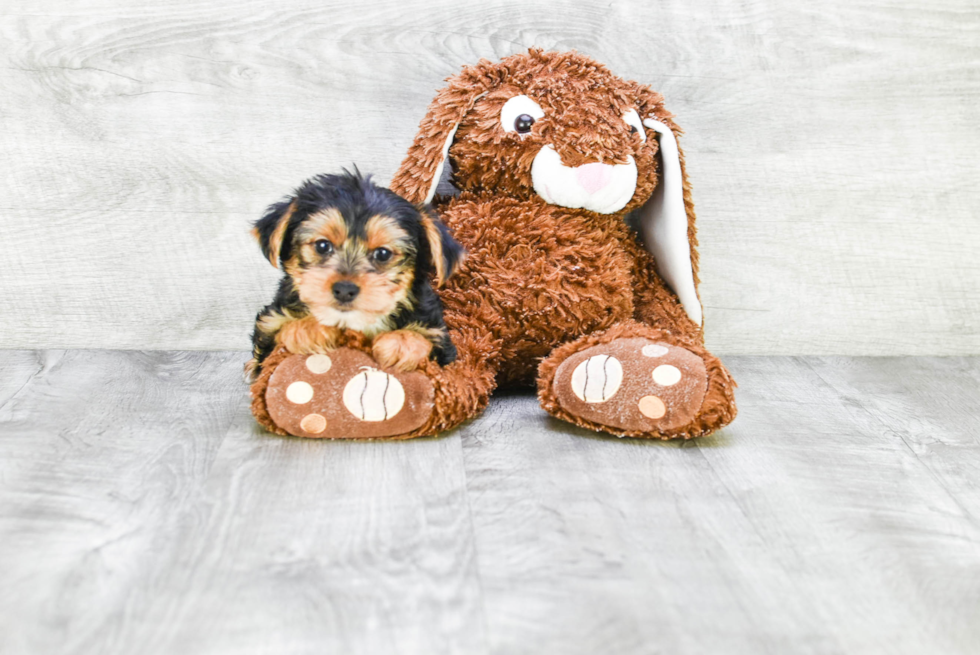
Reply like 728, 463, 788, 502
371, 325, 445, 372
247, 306, 293, 382
276, 316, 342, 355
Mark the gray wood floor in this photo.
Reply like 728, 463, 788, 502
1, 351, 978, 655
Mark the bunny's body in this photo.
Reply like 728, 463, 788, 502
433, 193, 656, 386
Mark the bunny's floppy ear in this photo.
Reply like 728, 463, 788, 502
419, 210, 465, 287
252, 199, 298, 269
636, 118, 702, 327
390, 69, 489, 205
625, 82, 702, 327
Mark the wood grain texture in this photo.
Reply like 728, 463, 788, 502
0, 350, 484, 655
460, 357, 980, 655
0, 0, 977, 354
1, 351, 979, 654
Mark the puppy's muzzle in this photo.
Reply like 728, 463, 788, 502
332, 280, 360, 304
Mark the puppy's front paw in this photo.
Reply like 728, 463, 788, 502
277, 317, 341, 355
372, 330, 433, 372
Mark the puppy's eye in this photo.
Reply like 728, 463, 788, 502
371, 247, 393, 263
623, 109, 646, 143
314, 239, 334, 255
501, 95, 544, 136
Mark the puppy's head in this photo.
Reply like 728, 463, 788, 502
253, 171, 463, 334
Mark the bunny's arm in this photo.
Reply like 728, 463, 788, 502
625, 234, 706, 345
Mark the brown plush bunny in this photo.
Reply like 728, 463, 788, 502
251, 49, 736, 439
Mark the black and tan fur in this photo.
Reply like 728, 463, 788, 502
247, 171, 463, 380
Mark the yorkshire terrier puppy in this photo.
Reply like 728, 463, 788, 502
247, 171, 464, 381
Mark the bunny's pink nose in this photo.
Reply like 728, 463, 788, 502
575, 162, 613, 194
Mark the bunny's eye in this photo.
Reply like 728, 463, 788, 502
623, 109, 646, 143
514, 114, 535, 133
501, 95, 544, 136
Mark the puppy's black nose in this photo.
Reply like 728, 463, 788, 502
332, 280, 360, 303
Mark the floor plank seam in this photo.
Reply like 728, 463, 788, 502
801, 357, 980, 528
452, 426, 494, 655
0, 350, 44, 413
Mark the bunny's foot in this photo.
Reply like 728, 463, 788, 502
257, 348, 435, 439
551, 337, 707, 433
538, 323, 737, 439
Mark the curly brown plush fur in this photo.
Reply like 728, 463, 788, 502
390, 49, 736, 439
256, 49, 737, 440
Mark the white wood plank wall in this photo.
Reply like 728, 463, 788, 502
0, 0, 977, 354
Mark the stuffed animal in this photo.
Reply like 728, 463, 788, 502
251, 49, 736, 439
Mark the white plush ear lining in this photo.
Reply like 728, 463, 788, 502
639, 118, 703, 327
425, 124, 460, 204
423, 93, 485, 204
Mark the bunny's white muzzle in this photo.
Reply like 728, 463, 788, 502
531, 145, 638, 215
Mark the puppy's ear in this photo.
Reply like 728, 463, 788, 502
252, 199, 298, 269
420, 211, 464, 288
390, 65, 493, 205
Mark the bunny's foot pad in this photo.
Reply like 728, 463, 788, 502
265, 349, 434, 439
553, 338, 707, 434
